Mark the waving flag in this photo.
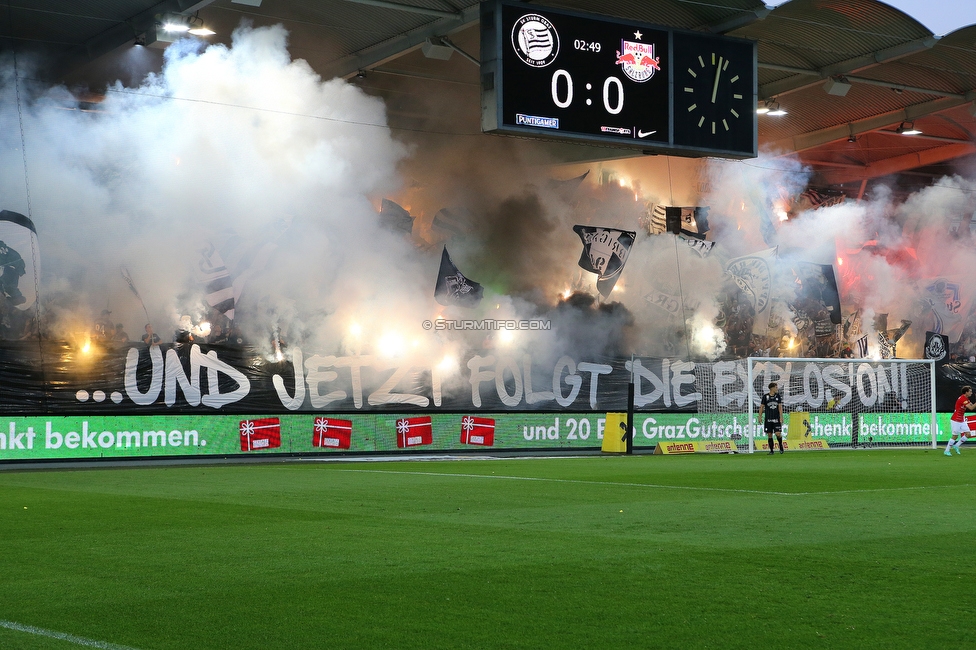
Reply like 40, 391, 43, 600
0, 210, 39, 310
793, 262, 843, 325
754, 198, 779, 247
199, 230, 280, 320
646, 205, 710, 239
925, 331, 949, 365
199, 242, 235, 318
548, 170, 589, 194
878, 332, 894, 359
793, 188, 845, 213
434, 247, 483, 308
726, 248, 777, 335
573, 226, 636, 298
843, 308, 862, 340
431, 208, 468, 238
678, 235, 714, 258
379, 199, 414, 234
920, 277, 969, 344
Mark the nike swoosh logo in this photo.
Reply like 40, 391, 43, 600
637, 130, 656, 138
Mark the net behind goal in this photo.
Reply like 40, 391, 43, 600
695, 357, 937, 452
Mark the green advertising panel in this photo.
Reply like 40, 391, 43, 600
634, 412, 947, 446
0, 413, 617, 461
0, 411, 953, 461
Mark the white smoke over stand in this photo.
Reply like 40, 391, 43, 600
1, 25, 442, 356
1, 23, 975, 364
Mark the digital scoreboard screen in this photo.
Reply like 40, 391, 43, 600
480, 0, 757, 158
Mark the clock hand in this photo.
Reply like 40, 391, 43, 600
711, 56, 723, 104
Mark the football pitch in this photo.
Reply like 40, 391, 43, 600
1, 450, 974, 649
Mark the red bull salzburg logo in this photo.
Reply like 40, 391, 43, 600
616, 40, 659, 83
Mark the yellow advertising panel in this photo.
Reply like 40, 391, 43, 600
602, 413, 628, 453
653, 440, 738, 454
654, 441, 698, 454
787, 411, 816, 444
754, 438, 829, 451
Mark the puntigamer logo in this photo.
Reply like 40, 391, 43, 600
512, 14, 559, 67
516, 114, 559, 129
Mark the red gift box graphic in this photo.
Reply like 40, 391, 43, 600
966, 416, 976, 431
313, 417, 352, 449
460, 416, 495, 446
396, 416, 432, 448
239, 418, 281, 452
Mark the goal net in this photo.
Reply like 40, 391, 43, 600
695, 357, 937, 452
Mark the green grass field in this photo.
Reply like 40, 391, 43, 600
1, 450, 974, 649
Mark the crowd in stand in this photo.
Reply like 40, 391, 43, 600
90, 310, 243, 348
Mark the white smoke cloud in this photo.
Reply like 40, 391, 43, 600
3, 24, 976, 364
1, 25, 443, 355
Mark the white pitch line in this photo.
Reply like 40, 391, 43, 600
334, 469, 973, 497
0, 619, 140, 650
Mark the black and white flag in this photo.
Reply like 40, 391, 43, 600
549, 170, 589, 193
678, 234, 715, 258
878, 332, 894, 359
925, 331, 949, 365
647, 205, 710, 239
920, 277, 968, 344
434, 247, 483, 308
379, 199, 414, 234
573, 226, 636, 299
726, 247, 776, 334
431, 208, 468, 238
794, 188, 846, 213
854, 334, 869, 358
199, 231, 279, 320
820, 265, 842, 325
843, 308, 862, 340
200, 242, 235, 317
794, 262, 843, 325
645, 289, 682, 316
886, 319, 912, 344
0, 209, 39, 310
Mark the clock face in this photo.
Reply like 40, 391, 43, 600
672, 32, 756, 155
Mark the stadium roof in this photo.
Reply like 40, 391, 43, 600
3, 0, 976, 193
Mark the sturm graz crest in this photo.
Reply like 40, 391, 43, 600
511, 13, 559, 68
727, 255, 772, 314
446, 273, 475, 300
925, 331, 947, 362
435, 247, 483, 308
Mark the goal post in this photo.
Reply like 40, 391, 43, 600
697, 357, 938, 453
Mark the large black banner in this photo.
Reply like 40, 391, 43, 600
0, 341, 955, 415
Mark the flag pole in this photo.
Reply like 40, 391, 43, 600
666, 157, 692, 361
121, 266, 152, 334
626, 353, 635, 454
673, 235, 692, 361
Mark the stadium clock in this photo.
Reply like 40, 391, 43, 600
671, 31, 757, 154
480, 0, 757, 158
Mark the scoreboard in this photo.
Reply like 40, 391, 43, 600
480, 0, 758, 158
